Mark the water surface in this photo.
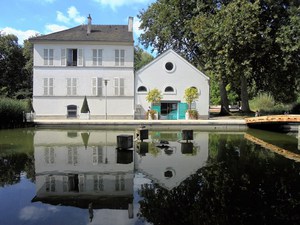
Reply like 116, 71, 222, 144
0, 128, 300, 225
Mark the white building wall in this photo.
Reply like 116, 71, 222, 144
135, 50, 209, 119
33, 43, 134, 119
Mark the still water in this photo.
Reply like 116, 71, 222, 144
0, 128, 300, 225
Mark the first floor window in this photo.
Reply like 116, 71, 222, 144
43, 78, 54, 96
44, 49, 54, 66
67, 78, 77, 95
92, 77, 103, 96
93, 49, 103, 66
115, 49, 125, 66
114, 77, 125, 96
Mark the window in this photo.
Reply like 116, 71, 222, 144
93, 49, 102, 66
67, 78, 77, 96
67, 105, 77, 118
165, 62, 175, 72
115, 49, 125, 66
43, 78, 54, 96
61, 49, 66, 66
114, 77, 125, 96
66, 49, 83, 66
92, 77, 103, 96
44, 49, 54, 66
115, 175, 125, 191
164, 86, 174, 92
137, 86, 147, 92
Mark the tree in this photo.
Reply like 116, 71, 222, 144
0, 33, 26, 98
184, 87, 199, 110
146, 88, 163, 106
134, 45, 154, 71
80, 96, 90, 113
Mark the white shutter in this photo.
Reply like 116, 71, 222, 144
120, 78, 125, 96
92, 49, 97, 66
78, 49, 83, 66
114, 78, 119, 96
120, 50, 125, 66
98, 77, 103, 96
49, 78, 54, 96
98, 49, 102, 66
115, 50, 119, 66
72, 78, 77, 95
49, 49, 54, 65
43, 78, 48, 95
44, 49, 48, 65
92, 77, 97, 96
67, 78, 71, 95
61, 49, 66, 66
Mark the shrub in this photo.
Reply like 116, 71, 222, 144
249, 93, 275, 112
80, 96, 90, 113
0, 98, 27, 128
187, 109, 199, 119
291, 102, 300, 114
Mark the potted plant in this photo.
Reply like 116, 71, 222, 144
80, 96, 90, 119
146, 88, 162, 120
183, 87, 199, 120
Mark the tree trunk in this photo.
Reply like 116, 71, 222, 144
219, 79, 230, 116
240, 74, 251, 112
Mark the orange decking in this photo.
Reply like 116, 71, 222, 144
245, 115, 300, 124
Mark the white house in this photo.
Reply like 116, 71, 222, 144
30, 15, 134, 119
135, 49, 210, 120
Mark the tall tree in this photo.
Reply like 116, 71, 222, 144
134, 45, 154, 71
0, 33, 26, 98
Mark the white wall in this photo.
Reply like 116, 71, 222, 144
135, 50, 210, 119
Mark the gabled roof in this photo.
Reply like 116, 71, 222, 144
136, 49, 209, 81
29, 25, 133, 43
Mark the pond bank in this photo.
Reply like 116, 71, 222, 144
33, 118, 247, 130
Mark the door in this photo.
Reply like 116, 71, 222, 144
178, 103, 188, 120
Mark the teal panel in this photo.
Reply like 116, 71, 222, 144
168, 110, 177, 120
178, 103, 188, 120
151, 105, 161, 114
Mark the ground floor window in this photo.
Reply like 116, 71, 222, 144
67, 105, 77, 118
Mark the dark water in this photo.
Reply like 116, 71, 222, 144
0, 128, 300, 225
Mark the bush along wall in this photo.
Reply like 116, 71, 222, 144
0, 98, 28, 129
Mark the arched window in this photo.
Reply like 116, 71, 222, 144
137, 86, 147, 92
164, 86, 174, 92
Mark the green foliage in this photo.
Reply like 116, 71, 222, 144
249, 93, 275, 112
25, 98, 34, 113
146, 88, 163, 105
184, 87, 199, 109
80, 96, 90, 113
226, 84, 238, 105
187, 109, 199, 119
134, 45, 154, 71
291, 102, 300, 114
0, 98, 27, 128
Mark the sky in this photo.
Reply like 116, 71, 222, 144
0, 0, 156, 48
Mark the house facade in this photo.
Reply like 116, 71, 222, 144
30, 15, 134, 119
135, 49, 210, 120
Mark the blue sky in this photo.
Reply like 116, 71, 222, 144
0, 0, 155, 47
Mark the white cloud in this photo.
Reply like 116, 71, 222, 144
19, 206, 59, 221
44, 24, 69, 34
133, 17, 143, 37
56, 6, 85, 25
94, 0, 152, 10
0, 27, 39, 44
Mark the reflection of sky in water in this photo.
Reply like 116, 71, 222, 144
0, 173, 152, 225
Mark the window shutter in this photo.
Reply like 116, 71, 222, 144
92, 49, 97, 66
92, 77, 97, 96
72, 78, 77, 95
43, 78, 48, 95
115, 50, 119, 66
67, 78, 71, 95
120, 78, 125, 96
44, 49, 48, 65
114, 78, 119, 96
120, 50, 125, 66
49, 49, 54, 65
98, 77, 103, 96
49, 78, 54, 95
78, 49, 83, 66
98, 49, 102, 66
61, 49, 66, 66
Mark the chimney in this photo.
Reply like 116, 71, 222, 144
128, 16, 133, 32
87, 14, 92, 34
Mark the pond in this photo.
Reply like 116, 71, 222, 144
0, 127, 300, 225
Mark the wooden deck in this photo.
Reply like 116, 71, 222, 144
245, 115, 300, 132
245, 115, 300, 124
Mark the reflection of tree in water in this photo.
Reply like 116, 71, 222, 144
0, 153, 35, 186
138, 134, 300, 225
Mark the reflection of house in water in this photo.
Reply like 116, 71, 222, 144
32, 130, 134, 217
134, 132, 209, 190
